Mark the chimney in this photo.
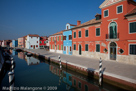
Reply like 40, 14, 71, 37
77, 20, 81, 26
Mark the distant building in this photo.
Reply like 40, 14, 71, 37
2, 40, 12, 47
18, 37, 25, 48
40, 36, 48, 49
12, 40, 18, 47
25, 34, 40, 49
49, 30, 65, 53
63, 23, 76, 55
0, 40, 2, 46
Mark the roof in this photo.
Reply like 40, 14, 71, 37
50, 30, 66, 36
95, 13, 101, 17
72, 19, 101, 29
69, 24, 76, 26
125, 7, 136, 17
28, 34, 39, 37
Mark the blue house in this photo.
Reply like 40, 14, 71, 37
63, 23, 76, 55
12, 40, 18, 47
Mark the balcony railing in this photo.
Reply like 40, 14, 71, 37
106, 33, 119, 39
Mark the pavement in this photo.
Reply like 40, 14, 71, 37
24, 49, 136, 84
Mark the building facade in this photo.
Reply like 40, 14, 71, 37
18, 37, 25, 48
63, 23, 76, 55
49, 31, 64, 53
40, 36, 48, 49
25, 34, 40, 49
72, 0, 136, 65
12, 40, 18, 47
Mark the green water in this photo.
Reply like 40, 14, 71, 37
0, 50, 126, 91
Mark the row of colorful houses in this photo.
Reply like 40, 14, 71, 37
48, 0, 136, 65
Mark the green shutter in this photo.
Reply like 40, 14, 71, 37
130, 45, 136, 55
130, 22, 136, 33
61, 36, 63, 41
104, 10, 108, 17
74, 32, 76, 38
74, 80, 76, 86
85, 30, 88, 37
96, 44, 100, 52
58, 45, 59, 50
58, 36, 59, 41
61, 45, 63, 50
96, 28, 100, 36
78, 82, 81, 88
53, 37, 54, 41
117, 5, 122, 13
85, 44, 88, 51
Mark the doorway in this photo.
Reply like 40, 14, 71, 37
79, 44, 82, 55
33, 45, 35, 49
110, 42, 117, 60
67, 46, 69, 54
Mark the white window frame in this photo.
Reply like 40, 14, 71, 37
117, 5, 123, 14
104, 9, 109, 18
129, 44, 136, 55
129, 21, 136, 34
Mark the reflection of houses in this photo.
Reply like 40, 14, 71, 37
0, 40, 2, 46
18, 52, 25, 59
49, 30, 65, 53
49, 65, 107, 91
63, 23, 76, 55
12, 50, 18, 56
25, 34, 40, 49
12, 40, 18, 47
25, 56, 40, 65
72, 0, 136, 65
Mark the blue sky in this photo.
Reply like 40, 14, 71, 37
0, 0, 136, 40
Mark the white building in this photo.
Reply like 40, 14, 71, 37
25, 34, 40, 49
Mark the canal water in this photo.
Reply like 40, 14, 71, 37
0, 50, 126, 91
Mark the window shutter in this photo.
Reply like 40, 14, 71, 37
69, 35, 72, 40
96, 44, 100, 52
74, 32, 76, 38
85, 30, 88, 37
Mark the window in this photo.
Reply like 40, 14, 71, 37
96, 28, 100, 36
61, 36, 63, 41
74, 32, 76, 38
64, 46, 66, 51
74, 79, 76, 86
74, 44, 76, 50
40, 41, 42, 44
57, 45, 59, 50
44, 41, 46, 44
61, 45, 63, 50
78, 82, 81, 88
79, 31, 81, 38
70, 46, 72, 51
104, 10, 108, 17
37, 41, 38, 43
85, 44, 88, 51
31, 45, 33, 47
69, 35, 72, 40
50, 38, 51, 41
67, 26, 69, 30
130, 44, 136, 55
69, 76, 72, 81
96, 16, 100, 20
58, 36, 59, 41
117, 5, 123, 14
63, 36, 66, 40
36, 45, 38, 47
96, 44, 100, 52
85, 30, 88, 37
85, 85, 88, 91
130, 22, 136, 33
53, 37, 54, 41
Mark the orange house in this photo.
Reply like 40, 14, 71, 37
49, 30, 65, 53
72, 0, 136, 65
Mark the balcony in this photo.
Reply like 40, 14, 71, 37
106, 33, 119, 41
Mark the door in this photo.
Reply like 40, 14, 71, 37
110, 42, 116, 60
67, 46, 69, 54
79, 45, 82, 55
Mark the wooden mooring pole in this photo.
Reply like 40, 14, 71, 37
99, 57, 102, 86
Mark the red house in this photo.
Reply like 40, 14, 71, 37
49, 30, 65, 53
40, 36, 48, 49
72, 0, 136, 65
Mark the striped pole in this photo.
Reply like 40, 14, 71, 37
10, 57, 15, 72
8, 72, 15, 91
99, 57, 102, 86
58, 55, 62, 69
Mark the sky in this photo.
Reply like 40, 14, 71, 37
0, 0, 136, 40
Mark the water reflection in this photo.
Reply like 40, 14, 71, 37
25, 56, 40, 66
49, 64, 103, 91
10, 49, 18, 56
18, 52, 25, 60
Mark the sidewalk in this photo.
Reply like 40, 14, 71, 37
25, 49, 136, 84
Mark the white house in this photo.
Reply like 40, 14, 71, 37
25, 34, 40, 49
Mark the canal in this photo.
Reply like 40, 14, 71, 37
0, 50, 126, 91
